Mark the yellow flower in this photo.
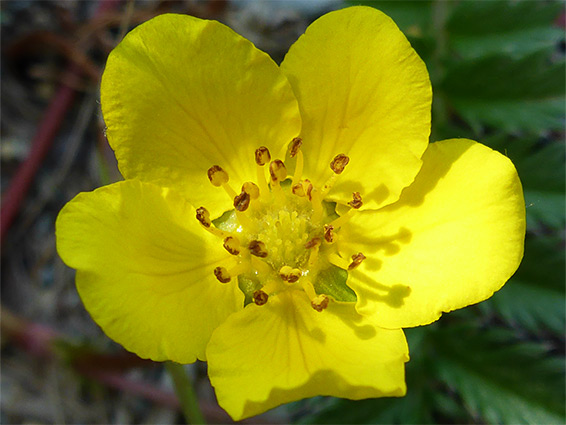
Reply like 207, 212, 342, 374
56, 6, 525, 420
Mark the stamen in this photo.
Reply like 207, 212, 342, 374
234, 191, 251, 212
255, 147, 271, 198
348, 192, 363, 209
269, 160, 287, 184
305, 237, 321, 249
348, 252, 366, 270
330, 154, 350, 174
255, 146, 271, 166
329, 193, 364, 228
320, 153, 350, 197
213, 266, 231, 283
290, 137, 304, 187
249, 240, 268, 258
289, 137, 303, 157
213, 262, 250, 283
292, 183, 306, 197
304, 180, 313, 200
242, 182, 260, 200
327, 253, 349, 269
196, 207, 211, 228
324, 224, 335, 243
223, 236, 240, 255
311, 295, 330, 312
307, 239, 320, 268
207, 165, 229, 186
310, 188, 323, 223
301, 280, 330, 312
251, 256, 272, 275
253, 290, 269, 306
196, 207, 229, 238
279, 265, 302, 283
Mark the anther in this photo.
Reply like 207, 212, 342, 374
253, 290, 269, 306
292, 183, 306, 197
348, 192, 363, 209
249, 240, 268, 258
330, 154, 350, 174
255, 146, 271, 166
269, 160, 287, 183
223, 236, 240, 255
289, 137, 302, 158
242, 182, 260, 200
324, 224, 335, 243
305, 237, 321, 249
279, 266, 302, 283
196, 207, 211, 227
311, 294, 330, 312
207, 165, 229, 186
305, 180, 314, 200
213, 266, 231, 283
234, 191, 251, 212
348, 252, 366, 270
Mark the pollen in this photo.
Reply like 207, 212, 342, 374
311, 294, 330, 312
207, 165, 229, 186
234, 191, 251, 212
348, 252, 366, 270
324, 224, 335, 243
223, 236, 240, 255
249, 240, 268, 258
330, 154, 349, 174
196, 207, 211, 227
214, 266, 231, 283
348, 192, 363, 209
253, 290, 269, 306
242, 182, 260, 200
255, 146, 271, 166
269, 160, 287, 183
289, 137, 302, 157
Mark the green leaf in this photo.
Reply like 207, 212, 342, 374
442, 53, 566, 133
481, 235, 565, 334
433, 325, 566, 425
346, 1, 433, 34
447, 0, 564, 60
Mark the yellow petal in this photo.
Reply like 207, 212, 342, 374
101, 14, 301, 217
281, 6, 431, 208
207, 290, 408, 420
56, 180, 244, 362
341, 139, 526, 328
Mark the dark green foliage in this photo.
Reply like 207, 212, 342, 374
442, 53, 565, 133
294, 1, 565, 424
481, 235, 566, 334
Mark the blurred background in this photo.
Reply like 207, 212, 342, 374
1, 0, 564, 423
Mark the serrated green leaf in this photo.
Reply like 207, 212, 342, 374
433, 326, 566, 425
442, 53, 566, 133
447, 0, 564, 59
481, 235, 565, 334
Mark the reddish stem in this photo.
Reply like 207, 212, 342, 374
0, 0, 120, 246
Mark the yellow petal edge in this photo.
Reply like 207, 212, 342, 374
56, 180, 243, 362
341, 139, 526, 328
207, 290, 408, 420
101, 14, 301, 217
281, 6, 432, 209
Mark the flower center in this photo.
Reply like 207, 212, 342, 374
196, 138, 365, 312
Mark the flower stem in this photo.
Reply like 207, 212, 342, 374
165, 362, 206, 424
